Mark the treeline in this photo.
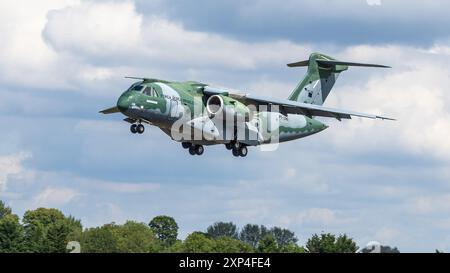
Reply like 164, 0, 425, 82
0, 200, 399, 253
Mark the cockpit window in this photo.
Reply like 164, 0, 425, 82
142, 86, 159, 97
143, 87, 153, 96
130, 84, 145, 92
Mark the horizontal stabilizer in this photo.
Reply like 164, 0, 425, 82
316, 60, 391, 68
99, 106, 120, 114
287, 60, 309, 67
287, 59, 390, 68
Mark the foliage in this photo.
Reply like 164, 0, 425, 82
22, 208, 82, 253
81, 223, 120, 253
206, 222, 238, 239
213, 236, 253, 253
0, 214, 25, 253
257, 234, 279, 253
0, 201, 12, 220
238, 224, 297, 249
117, 221, 162, 252
280, 243, 307, 253
149, 215, 178, 246
182, 232, 216, 253
270, 226, 298, 248
0, 200, 406, 253
80, 221, 161, 253
306, 233, 358, 253
239, 224, 269, 248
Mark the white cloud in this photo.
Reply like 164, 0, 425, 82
0, 152, 32, 192
44, 1, 142, 56
0, 0, 311, 94
0, 0, 79, 88
318, 44, 450, 161
42, 1, 310, 70
32, 186, 79, 208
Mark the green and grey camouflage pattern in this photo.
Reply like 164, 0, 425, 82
100, 52, 393, 157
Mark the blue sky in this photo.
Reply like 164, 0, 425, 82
1, 0, 450, 252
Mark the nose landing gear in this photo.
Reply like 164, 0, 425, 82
130, 124, 137, 134
136, 124, 145, 134
130, 123, 145, 134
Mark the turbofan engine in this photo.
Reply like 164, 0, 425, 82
206, 95, 250, 120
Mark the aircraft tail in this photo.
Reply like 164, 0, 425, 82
287, 52, 390, 105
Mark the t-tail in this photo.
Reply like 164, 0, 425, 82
287, 52, 390, 105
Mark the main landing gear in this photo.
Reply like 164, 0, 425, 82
226, 142, 248, 157
130, 123, 145, 134
182, 142, 204, 156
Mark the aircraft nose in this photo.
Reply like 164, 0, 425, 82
117, 93, 131, 111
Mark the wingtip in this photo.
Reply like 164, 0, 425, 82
377, 116, 396, 121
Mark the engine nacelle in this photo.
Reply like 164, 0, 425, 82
206, 95, 250, 120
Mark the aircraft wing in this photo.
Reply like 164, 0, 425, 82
203, 87, 395, 121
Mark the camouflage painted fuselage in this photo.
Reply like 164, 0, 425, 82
116, 79, 328, 146
102, 52, 391, 157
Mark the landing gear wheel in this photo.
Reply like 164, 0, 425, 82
225, 143, 232, 150
239, 146, 248, 157
232, 148, 240, 157
232, 141, 240, 150
189, 146, 196, 155
130, 124, 137, 134
195, 145, 204, 155
137, 124, 145, 134
182, 142, 192, 149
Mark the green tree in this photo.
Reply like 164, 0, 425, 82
306, 233, 358, 253
164, 240, 184, 253
22, 208, 82, 253
182, 232, 215, 253
116, 221, 161, 252
0, 214, 25, 253
206, 222, 238, 239
239, 224, 269, 248
81, 223, 120, 253
270, 227, 298, 248
213, 236, 253, 253
280, 243, 306, 253
335, 234, 358, 253
0, 200, 12, 220
81, 221, 161, 253
149, 215, 178, 246
257, 234, 279, 253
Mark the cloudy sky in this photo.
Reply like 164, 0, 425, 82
1, 0, 450, 252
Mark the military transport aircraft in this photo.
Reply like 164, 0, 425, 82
100, 52, 394, 157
